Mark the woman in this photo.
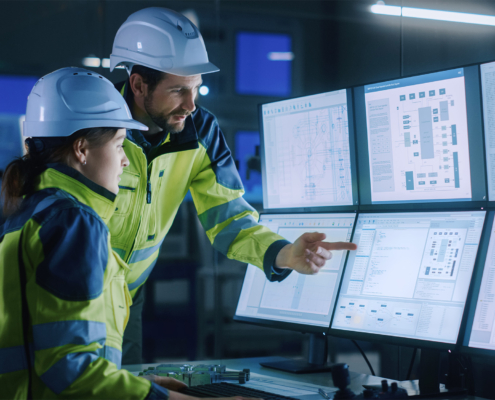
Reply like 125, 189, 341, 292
0, 67, 253, 400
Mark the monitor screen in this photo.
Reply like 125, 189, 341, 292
0, 114, 24, 173
481, 62, 495, 201
236, 31, 292, 97
235, 131, 263, 203
462, 212, 495, 352
331, 211, 486, 346
356, 66, 486, 205
260, 89, 358, 210
235, 212, 356, 331
0, 74, 38, 115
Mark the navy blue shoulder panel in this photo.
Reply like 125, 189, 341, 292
0, 188, 62, 238
193, 106, 244, 191
36, 206, 108, 302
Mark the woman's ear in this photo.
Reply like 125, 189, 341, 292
72, 138, 88, 166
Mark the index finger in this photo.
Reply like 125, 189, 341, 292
319, 241, 357, 251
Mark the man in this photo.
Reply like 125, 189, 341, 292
108, 7, 357, 364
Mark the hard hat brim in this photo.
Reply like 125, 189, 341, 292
24, 118, 148, 138
110, 54, 219, 77
165, 62, 220, 77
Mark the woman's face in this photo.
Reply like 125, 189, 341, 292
83, 128, 129, 194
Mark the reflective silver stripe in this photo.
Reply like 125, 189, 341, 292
33, 320, 106, 351
129, 241, 163, 264
128, 258, 158, 291
96, 345, 122, 369
212, 215, 258, 255
198, 197, 255, 231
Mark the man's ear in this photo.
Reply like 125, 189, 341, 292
129, 73, 147, 100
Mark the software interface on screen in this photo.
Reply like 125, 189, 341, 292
468, 214, 495, 350
364, 68, 472, 204
332, 211, 485, 344
481, 62, 495, 201
261, 90, 354, 209
235, 213, 356, 328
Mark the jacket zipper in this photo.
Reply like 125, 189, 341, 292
147, 178, 152, 204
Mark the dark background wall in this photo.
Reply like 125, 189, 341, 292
3, 0, 495, 144
3, 0, 495, 397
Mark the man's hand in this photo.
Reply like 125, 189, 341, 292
275, 232, 357, 275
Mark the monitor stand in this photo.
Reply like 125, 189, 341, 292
385, 349, 468, 398
259, 333, 333, 374
415, 348, 468, 397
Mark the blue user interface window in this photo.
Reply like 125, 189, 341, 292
236, 32, 292, 97
0, 75, 37, 174
235, 131, 262, 203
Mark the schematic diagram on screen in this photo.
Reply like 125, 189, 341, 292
365, 72, 472, 203
268, 105, 352, 207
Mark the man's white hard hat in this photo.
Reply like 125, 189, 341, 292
109, 7, 219, 76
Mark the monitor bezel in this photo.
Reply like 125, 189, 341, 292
233, 211, 357, 335
259, 87, 360, 213
354, 64, 488, 211
327, 208, 488, 351
458, 210, 495, 357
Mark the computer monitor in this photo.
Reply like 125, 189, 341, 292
0, 74, 38, 115
234, 212, 356, 372
259, 89, 358, 212
354, 66, 486, 208
460, 211, 495, 356
235, 131, 263, 204
480, 62, 495, 202
236, 31, 292, 97
330, 210, 486, 349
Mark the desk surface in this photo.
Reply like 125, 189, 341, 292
124, 356, 485, 399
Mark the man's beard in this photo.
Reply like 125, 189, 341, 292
144, 94, 190, 134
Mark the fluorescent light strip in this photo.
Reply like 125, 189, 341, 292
370, 4, 402, 16
82, 57, 101, 68
371, 4, 495, 26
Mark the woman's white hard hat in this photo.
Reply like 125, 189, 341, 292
24, 67, 148, 138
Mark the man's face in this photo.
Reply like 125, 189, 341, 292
143, 74, 202, 134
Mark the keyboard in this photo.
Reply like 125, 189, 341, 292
180, 382, 299, 399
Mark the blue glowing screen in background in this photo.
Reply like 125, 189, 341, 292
0, 75, 38, 114
0, 114, 23, 172
0, 75, 37, 176
236, 32, 292, 97
235, 131, 263, 203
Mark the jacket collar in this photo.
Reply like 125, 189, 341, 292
35, 163, 117, 223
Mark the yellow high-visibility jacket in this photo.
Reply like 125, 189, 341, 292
0, 164, 169, 399
110, 81, 291, 297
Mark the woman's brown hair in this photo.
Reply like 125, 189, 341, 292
1, 127, 119, 216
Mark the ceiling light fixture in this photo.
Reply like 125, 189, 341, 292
371, 3, 495, 26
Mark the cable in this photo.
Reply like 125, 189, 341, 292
351, 340, 375, 376
406, 348, 418, 380
398, 346, 401, 380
